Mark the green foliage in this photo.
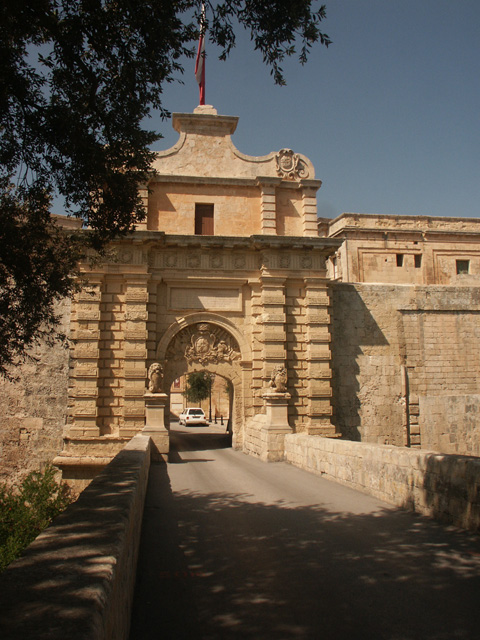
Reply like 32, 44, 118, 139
0, 182, 83, 377
0, 465, 72, 573
1, 1, 330, 373
184, 371, 213, 404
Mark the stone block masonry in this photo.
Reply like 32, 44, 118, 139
285, 434, 480, 532
330, 283, 480, 456
0, 299, 72, 486
0, 435, 151, 640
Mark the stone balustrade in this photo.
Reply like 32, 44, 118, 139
285, 434, 480, 531
0, 434, 151, 640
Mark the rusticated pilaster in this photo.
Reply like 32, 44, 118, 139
304, 277, 336, 436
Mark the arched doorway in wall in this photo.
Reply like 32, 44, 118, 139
156, 314, 252, 451
168, 370, 234, 454
170, 372, 232, 425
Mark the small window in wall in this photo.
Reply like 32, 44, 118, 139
456, 259, 470, 275
414, 254, 422, 269
396, 253, 404, 267
195, 204, 214, 235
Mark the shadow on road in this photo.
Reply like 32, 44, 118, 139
129, 463, 480, 640
169, 424, 232, 460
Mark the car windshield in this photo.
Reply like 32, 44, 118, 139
190, 409, 204, 415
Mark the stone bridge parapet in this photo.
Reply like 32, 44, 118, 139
0, 434, 151, 640
285, 434, 480, 532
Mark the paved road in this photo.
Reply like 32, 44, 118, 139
129, 424, 480, 639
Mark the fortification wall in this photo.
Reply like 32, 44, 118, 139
0, 299, 72, 485
331, 283, 480, 456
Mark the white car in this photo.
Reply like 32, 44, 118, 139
179, 408, 208, 426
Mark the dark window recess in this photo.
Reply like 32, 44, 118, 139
414, 254, 422, 268
195, 204, 214, 235
456, 259, 470, 275
396, 254, 404, 267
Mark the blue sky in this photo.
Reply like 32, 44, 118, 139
150, 0, 480, 220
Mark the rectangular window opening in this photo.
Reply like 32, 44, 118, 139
195, 204, 214, 235
456, 259, 470, 275
396, 253, 404, 267
414, 254, 422, 269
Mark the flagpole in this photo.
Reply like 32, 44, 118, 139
195, 3, 206, 105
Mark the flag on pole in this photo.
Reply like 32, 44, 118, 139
195, 5, 206, 105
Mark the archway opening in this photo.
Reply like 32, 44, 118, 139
160, 318, 249, 452
168, 371, 234, 455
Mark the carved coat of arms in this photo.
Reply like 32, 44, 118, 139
184, 323, 240, 365
275, 148, 309, 180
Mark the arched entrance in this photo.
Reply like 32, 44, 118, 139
156, 314, 252, 449
170, 372, 232, 426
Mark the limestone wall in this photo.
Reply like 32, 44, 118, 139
330, 283, 480, 456
284, 434, 480, 531
0, 299, 71, 486
147, 183, 262, 236
328, 213, 480, 286
0, 435, 151, 640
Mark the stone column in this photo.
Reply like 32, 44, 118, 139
259, 274, 291, 458
122, 277, 149, 437
260, 274, 287, 382
69, 276, 103, 437
301, 182, 322, 237
134, 185, 149, 230
143, 392, 169, 461
304, 277, 336, 436
257, 178, 281, 235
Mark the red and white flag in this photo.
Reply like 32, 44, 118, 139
195, 6, 206, 105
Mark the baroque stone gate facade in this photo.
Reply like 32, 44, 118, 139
54, 106, 341, 485
2, 108, 480, 488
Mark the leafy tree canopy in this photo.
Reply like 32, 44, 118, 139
184, 371, 213, 404
0, 0, 330, 375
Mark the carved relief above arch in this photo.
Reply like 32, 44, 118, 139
156, 312, 251, 364
166, 322, 241, 366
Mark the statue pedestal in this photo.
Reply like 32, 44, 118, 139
260, 392, 292, 462
142, 393, 169, 461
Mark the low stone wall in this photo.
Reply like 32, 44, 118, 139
284, 434, 480, 532
0, 434, 151, 640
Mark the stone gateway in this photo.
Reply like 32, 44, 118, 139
52, 105, 340, 488
2, 106, 480, 490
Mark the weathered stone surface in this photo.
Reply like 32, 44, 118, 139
285, 434, 480, 531
0, 299, 71, 486
0, 435, 151, 640
331, 283, 480, 456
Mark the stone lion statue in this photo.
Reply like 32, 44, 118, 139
269, 365, 288, 393
147, 362, 163, 393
